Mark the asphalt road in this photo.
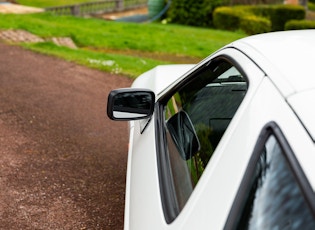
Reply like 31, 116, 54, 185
0, 43, 132, 229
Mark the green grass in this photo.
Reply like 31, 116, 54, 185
0, 13, 246, 78
23, 42, 168, 77
16, 0, 98, 8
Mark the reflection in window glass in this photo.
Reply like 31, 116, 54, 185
164, 60, 247, 210
237, 135, 315, 229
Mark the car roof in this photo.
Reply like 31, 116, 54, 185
231, 30, 315, 97
231, 30, 315, 141
134, 31, 315, 141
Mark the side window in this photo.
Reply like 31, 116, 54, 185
226, 124, 315, 230
163, 59, 248, 212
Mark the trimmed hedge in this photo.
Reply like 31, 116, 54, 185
213, 6, 271, 34
309, 2, 315, 11
167, 0, 227, 27
213, 5, 305, 34
267, 5, 305, 31
212, 7, 244, 30
240, 15, 271, 35
285, 20, 315, 30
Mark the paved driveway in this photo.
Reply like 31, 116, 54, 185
0, 43, 132, 229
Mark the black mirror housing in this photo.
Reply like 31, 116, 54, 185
107, 88, 155, 121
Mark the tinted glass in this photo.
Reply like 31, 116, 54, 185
237, 135, 315, 229
164, 60, 247, 210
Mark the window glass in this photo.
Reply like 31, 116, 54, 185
164, 59, 247, 210
237, 135, 315, 229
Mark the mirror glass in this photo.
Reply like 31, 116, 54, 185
108, 89, 155, 120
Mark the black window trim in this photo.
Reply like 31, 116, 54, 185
224, 121, 315, 230
155, 55, 249, 224
155, 102, 180, 223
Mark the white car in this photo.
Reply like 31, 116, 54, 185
107, 30, 315, 229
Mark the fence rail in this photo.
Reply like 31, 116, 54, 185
45, 0, 147, 16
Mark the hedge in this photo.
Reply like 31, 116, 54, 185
212, 7, 245, 30
267, 5, 305, 31
240, 15, 271, 35
309, 2, 315, 11
285, 20, 315, 30
167, 0, 226, 27
213, 5, 305, 34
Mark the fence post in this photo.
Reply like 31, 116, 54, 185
116, 0, 124, 11
71, 5, 81, 16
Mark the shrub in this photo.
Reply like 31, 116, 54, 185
309, 2, 315, 11
240, 15, 271, 34
167, 0, 227, 27
250, 5, 305, 31
269, 5, 305, 31
213, 4, 305, 34
285, 20, 315, 30
213, 6, 245, 30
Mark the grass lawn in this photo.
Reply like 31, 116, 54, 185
0, 13, 246, 78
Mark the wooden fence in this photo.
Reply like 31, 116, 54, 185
45, 0, 147, 16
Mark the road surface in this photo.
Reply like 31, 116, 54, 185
0, 43, 133, 229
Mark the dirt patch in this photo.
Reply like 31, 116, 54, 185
0, 3, 43, 14
0, 29, 78, 49
0, 30, 45, 43
101, 7, 148, 21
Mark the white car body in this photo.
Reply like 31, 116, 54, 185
108, 30, 315, 229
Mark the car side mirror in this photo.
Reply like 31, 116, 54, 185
107, 88, 155, 121
167, 111, 200, 160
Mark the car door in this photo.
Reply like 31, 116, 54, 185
162, 56, 314, 229
114, 36, 315, 230
124, 48, 266, 230
167, 68, 315, 229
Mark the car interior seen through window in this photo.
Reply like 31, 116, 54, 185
163, 59, 248, 213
